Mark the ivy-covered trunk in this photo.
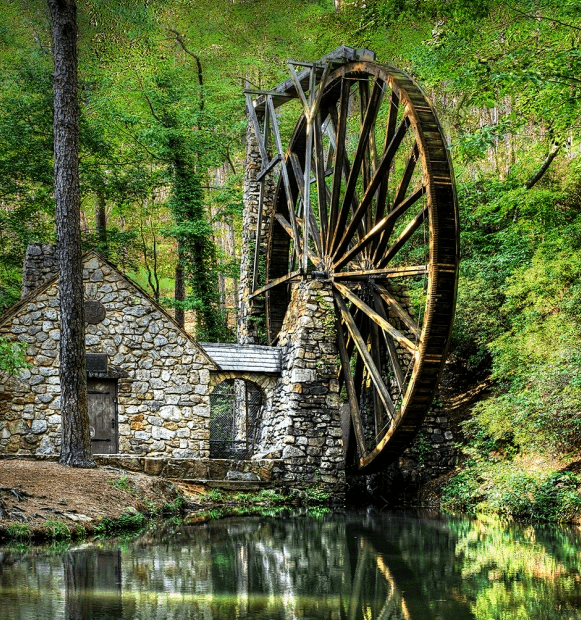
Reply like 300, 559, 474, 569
48, 0, 95, 468
169, 158, 229, 341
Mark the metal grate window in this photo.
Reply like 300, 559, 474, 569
209, 379, 263, 460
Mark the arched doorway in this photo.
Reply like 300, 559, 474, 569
209, 379, 263, 459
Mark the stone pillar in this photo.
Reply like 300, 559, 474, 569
237, 120, 275, 345
253, 280, 345, 494
22, 243, 59, 297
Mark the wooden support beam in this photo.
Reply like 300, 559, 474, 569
267, 96, 304, 264
248, 270, 301, 299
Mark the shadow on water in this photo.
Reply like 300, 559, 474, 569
1, 508, 581, 619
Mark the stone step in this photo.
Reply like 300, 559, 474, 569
172, 478, 283, 491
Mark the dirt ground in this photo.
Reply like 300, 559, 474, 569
0, 459, 181, 536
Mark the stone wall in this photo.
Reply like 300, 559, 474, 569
253, 280, 345, 493
21, 243, 58, 298
237, 120, 276, 345
0, 250, 215, 458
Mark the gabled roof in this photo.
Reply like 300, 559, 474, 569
0, 249, 219, 371
201, 342, 282, 374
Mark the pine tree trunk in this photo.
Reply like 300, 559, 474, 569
48, 0, 95, 468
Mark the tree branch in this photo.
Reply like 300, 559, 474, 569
506, 4, 581, 32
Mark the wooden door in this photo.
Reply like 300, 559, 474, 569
87, 379, 117, 454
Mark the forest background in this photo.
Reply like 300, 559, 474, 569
2, 0, 581, 518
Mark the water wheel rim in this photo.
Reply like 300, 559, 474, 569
264, 61, 459, 474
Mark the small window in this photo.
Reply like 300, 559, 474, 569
209, 379, 263, 460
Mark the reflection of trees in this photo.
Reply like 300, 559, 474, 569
3, 512, 581, 620
63, 550, 122, 620
448, 516, 581, 620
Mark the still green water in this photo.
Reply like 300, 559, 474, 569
1, 509, 580, 620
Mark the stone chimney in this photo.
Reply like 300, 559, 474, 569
22, 243, 58, 298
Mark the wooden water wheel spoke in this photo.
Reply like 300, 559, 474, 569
331, 116, 410, 260
261, 56, 459, 472
372, 291, 406, 392
333, 185, 425, 271
334, 265, 428, 279
333, 78, 384, 245
378, 204, 428, 269
334, 289, 396, 417
374, 283, 420, 338
371, 184, 425, 265
327, 77, 351, 250
334, 281, 415, 353
335, 311, 367, 458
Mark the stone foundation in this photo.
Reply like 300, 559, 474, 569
253, 279, 345, 494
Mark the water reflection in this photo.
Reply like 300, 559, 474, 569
1, 510, 580, 620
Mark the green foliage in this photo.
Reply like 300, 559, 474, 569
45, 520, 71, 540
443, 463, 581, 522
94, 510, 148, 537
110, 474, 135, 495
161, 495, 184, 515
0, 337, 29, 375
208, 488, 223, 502
6, 523, 31, 540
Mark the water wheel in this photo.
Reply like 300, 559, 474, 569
246, 49, 459, 474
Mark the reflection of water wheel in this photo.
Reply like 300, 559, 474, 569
246, 49, 459, 474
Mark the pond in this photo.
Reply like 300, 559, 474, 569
1, 509, 580, 620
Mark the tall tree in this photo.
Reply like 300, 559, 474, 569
48, 0, 94, 468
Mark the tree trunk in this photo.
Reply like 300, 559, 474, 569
174, 246, 185, 328
48, 0, 94, 468
524, 142, 561, 190
96, 191, 107, 251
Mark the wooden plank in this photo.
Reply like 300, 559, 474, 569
374, 283, 421, 338
256, 153, 281, 182
334, 281, 416, 353
267, 96, 304, 264
335, 265, 428, 279
334, 289, 396, 417
374, 90, 400, 225
335, 307, 368, 458
249, 270, 301, 299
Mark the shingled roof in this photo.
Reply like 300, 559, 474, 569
201, 343, 282, 374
